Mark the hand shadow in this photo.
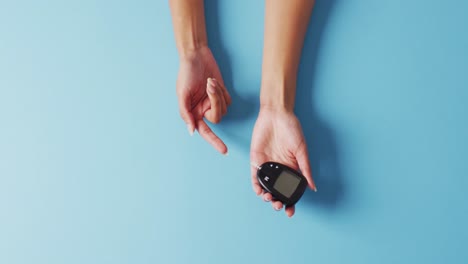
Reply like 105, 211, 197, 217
205, 0, 257, 151
295, 0, 347, 211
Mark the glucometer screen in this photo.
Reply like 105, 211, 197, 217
273, 170, 301, 198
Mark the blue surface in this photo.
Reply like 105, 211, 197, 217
1, 0, 468, 263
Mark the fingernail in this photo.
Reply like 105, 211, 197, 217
275, 206, 281, 211
223, 152, 229, 156
313, 186, 318, 192
187, 124, 194, 136
265, 197, 271, 202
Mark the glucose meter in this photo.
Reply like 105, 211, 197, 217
254, 161, 308, 206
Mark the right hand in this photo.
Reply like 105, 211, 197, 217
176, 46, 231, 154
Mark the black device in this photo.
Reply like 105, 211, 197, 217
256, 161, 308, 206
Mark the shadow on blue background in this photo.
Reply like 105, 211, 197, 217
205, 0, 257, 126
296, 0, 347, 211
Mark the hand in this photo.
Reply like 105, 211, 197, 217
176, 46, 231, 154
250, 107, 317, 217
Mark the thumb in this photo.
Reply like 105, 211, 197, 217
177, 93, 195, 136
204, 78, 225, 124
297, 144, 317, 192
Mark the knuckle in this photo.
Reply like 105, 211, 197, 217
200, 126, 211, 135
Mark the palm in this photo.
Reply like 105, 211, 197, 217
251, 110, 305, 168
177, 47, 224, 120
250, 108, 314, 217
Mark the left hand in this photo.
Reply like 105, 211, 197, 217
250, 107, 317, 217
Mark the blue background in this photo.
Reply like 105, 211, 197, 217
1, 0, 467, 263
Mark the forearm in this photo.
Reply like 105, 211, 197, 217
261, 0, 315, 111
169, 0, 207, 58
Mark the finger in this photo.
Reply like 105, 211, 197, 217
250, 161, 263, 195
196, 119, 228, 154
210, 78, 227, 114
285, 205, 295, 217
297, 143, 317, 192
212, 78, 232, 106
272, 201, 283, 211
223, 87, 232, 106
262, 192, 273, 202
177, 93, 195, 136
218, 84, 227, 116
204, 78, 225, 124
221, 93, 227, 115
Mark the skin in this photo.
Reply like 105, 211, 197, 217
169, 0, 231, 154
170, 0, 317, 217
251, 0, 317, 217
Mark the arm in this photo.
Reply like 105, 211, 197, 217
261, 0, 315, 111
169, 0, 207, 58
251, 0, 316, 217
169, 0, 231, 154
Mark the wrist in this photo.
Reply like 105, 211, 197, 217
178, 43, 209, 61
260, 75, 297, 112
170, 0, 208, 60
176, 27, 208, 59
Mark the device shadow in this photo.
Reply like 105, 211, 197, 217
295, 0, 346, 211
205, 0, 257, 151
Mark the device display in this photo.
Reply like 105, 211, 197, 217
273, 170, 301, 198
255, 161, 308, 206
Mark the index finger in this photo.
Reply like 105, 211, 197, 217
196, 119, 228, 154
